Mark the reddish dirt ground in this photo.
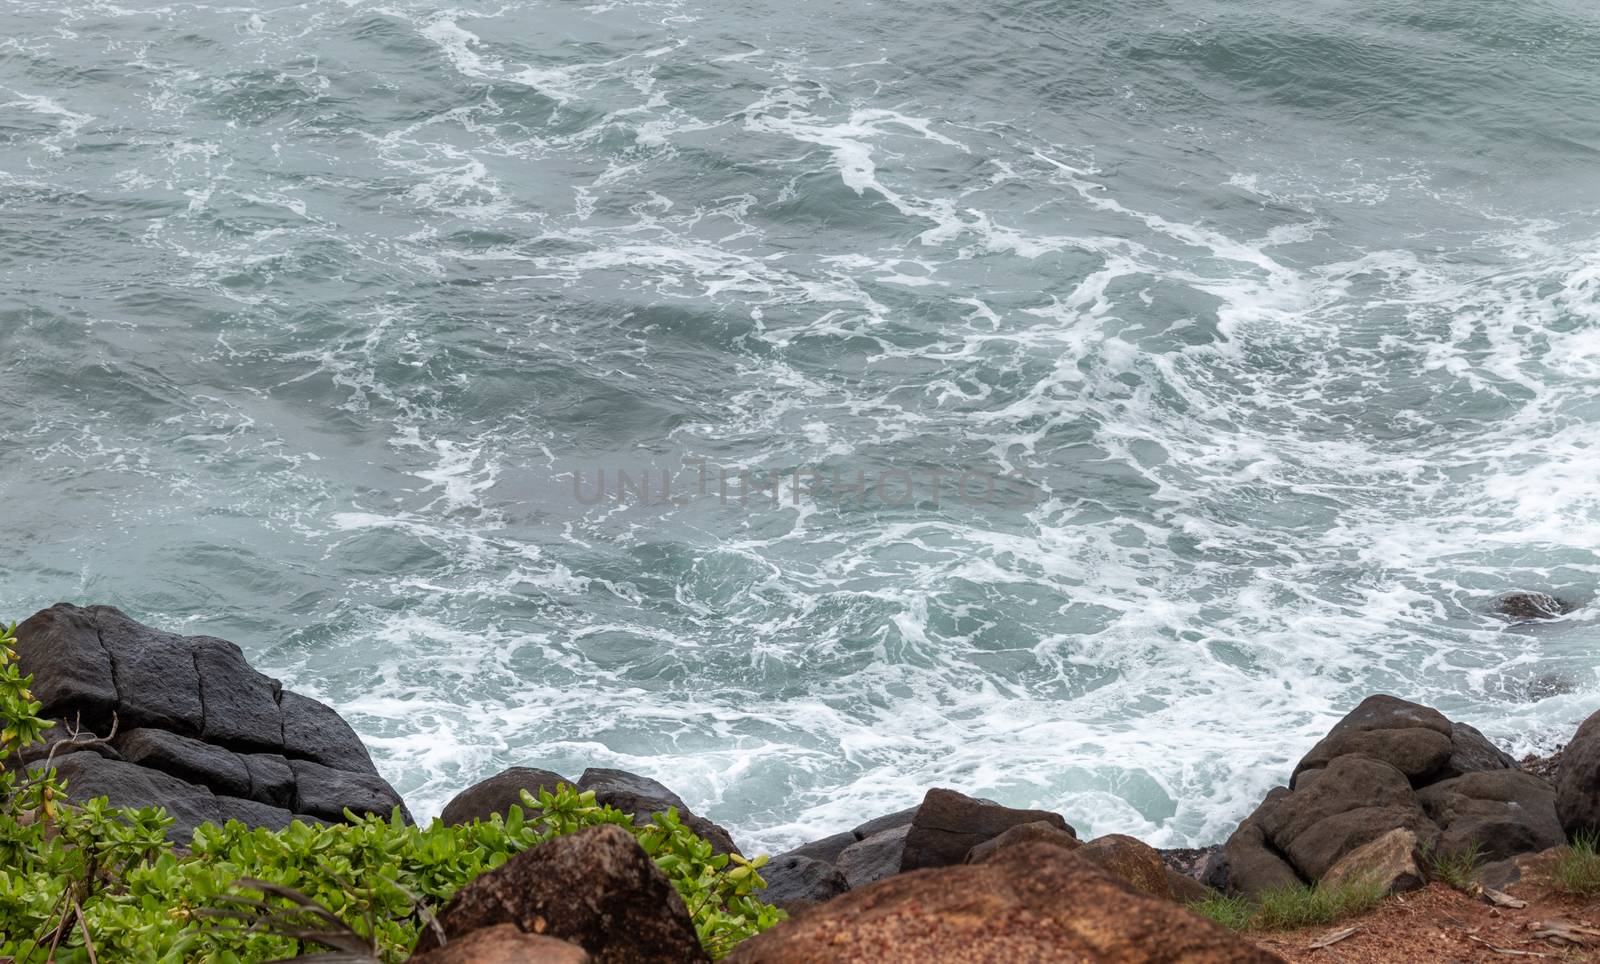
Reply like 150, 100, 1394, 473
1250, 883, 1600, 963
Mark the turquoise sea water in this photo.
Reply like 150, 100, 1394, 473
3, 0, 1599, 850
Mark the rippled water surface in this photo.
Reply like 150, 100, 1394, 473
4, 0, 1600, 849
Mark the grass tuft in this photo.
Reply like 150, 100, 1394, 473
1424, 840, 1483, 891
1190, 875, 1388, 932
1555, 832, 1600, 897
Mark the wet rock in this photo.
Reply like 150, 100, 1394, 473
851, 806, 918, 840
1555, 707, 1600, 837
779, 830, 856, 865
964, 820, 1081, 864
835, 825, 909, 889
1418, 769, 1564, 862
1441, 722, 1517, 780
419, 824, 707, 964
724, 842, 1283, 964
407, 924, 591, 963
899, 787, 1074, 871
577, 768, 741, 856
1291, 695, 1454, 787
1495, 592, 1574, 620
1261, 756, 1440, 882
1320, 827, 1424, 895
1204, 787, 1302, 897
441, 767, 572, 826
14, 604, 407, 835
758, 854, 850, 911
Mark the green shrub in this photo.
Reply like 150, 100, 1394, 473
0, 621, 784, 962
1192, 875, 1387, 932
1555, 833, 1600, 898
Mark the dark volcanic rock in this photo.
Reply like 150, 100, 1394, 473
1204, 787, 1301, 897
1556, 707, 1600, 837
758, 854, 851, 910
577, 767, 740, 856
851, 806, 918, 840
1418, 769, 1564, 862
835, 825, 909, 889
899, 787, 1074, 872
420, 823, 708, 964
114, 728, 252, 799
280, 690, 378, 774
725, 842, 1283, 964
14, 603, 407, 836
1260, 756, 1439, 881
1442, 721, 1517, 779
779, 830, 856, 865
1495, 592, 1574, 620
441, 767, 572, 826
289, 758, 410, 822
1291, 695, 1453, 787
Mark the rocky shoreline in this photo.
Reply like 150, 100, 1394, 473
11, 601, 1600, 962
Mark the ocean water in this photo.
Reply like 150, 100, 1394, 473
3, 0, 1599, 852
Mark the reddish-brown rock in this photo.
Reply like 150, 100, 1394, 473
408, 924, 591, 963
416, 824, 707, 964
725, 842, 1284, 963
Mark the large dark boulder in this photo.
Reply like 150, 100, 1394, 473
725, 842, 1283, 964
418, 823, 708, 964
1290, 695, 1454, 787
577, 768, 740, 856
899, 788, 1074, 871
964, 820, 1081, 864
47, 751, 322, 841
14, 603, 409, 835
851, 806, 918, 840
1495, 592, 1573, 620
758, 854, 850, 910
440, 767, 573, 826
1442, 721, 1518, 779
1556, 707, 1600, 837
1259, 756, 1439, 881
1419, 769, 1564, 862
778, 830, 856, 865
1203, 787, 1301, 896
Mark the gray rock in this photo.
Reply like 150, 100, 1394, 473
441, 766, 572, 825
193, 638, 283, 750
759, 854, 850, 910
577, 767, 741, 856
836, 825, 910, 889
243, 754, 296, 809
852, 806, 919, 840
899, 788, 1074, 872
280, 690, 377, 775
14, 603, 119, 731
93, 606, 205, 734
779, 830, 856, 865
289, 758, 410, 823
113, 728, 252, 799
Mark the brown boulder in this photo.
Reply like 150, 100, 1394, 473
577, 768, 741, 857
441, 767, 572, 826
724, 842, 1283, 963
1259, 756, 1439, 882
1077, 834, 1211, 903
1204, 788, 1301, 897
1556, 707, 1600, 838
1291, 695, 1453, 787
417, 824, 707, 963
964, 820, 1081, 864
1417, 769, 1563, 862
899, 788, 1075, 871
1319, 828, 1424, 895
408, 924, 591, 963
